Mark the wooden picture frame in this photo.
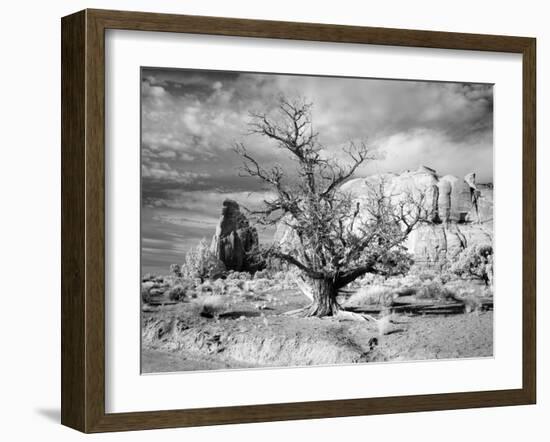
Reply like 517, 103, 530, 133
61, 8, 536, 433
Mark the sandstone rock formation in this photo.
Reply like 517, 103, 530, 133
276, 166, 493, 266
344, 166, 493, 265
210, 199, 261, 272
405, 221, 493, 266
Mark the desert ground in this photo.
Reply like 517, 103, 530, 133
141, 272, 493, 373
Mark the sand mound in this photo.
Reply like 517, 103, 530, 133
142, 314, 380, 367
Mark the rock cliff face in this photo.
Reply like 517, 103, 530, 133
276, 166, 493, 266
342, 166, 493, 265
210, 199, 261, 272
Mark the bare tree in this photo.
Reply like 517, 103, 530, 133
235, 97, 427, 317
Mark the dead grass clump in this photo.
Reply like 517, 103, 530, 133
150, 287, 167, 296
254, 270, 268, 279
233, 280, 246, 290
211, 279, 227, 296
463, 296, 482, 313
483, 285, 493, 298
198, 281, 213, 294
249, 278, 270, 292
391, 273, 422, 288
416, 281, 456, 301
141, 286, 152, 304
454, 285, 491, 312
141, 280, 156, 291
197, 295, 226, 318
226, 271, 253, 281
142, 273, 155, 282
162, 275, 179, 287
377, 312, 394, 336
417, 270, 438, 282
227, 286, 244, 297
346, 285, 392, 307
438, 271, 454, 284
445, 280, 490, 298
270, 271, 286, 281
225, 271, 239, 280
281, 272, 298, 289
167, 285, 187, 302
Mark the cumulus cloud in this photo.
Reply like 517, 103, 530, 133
144, 189, 276, 213
141, 69, 492, 189
140, 67, 493, 271
141, 161, 210, 183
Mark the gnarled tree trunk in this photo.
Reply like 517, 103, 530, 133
306, 278, 340, 317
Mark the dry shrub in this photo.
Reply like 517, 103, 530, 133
197, 282, 213, 294
226, 271, 252, 280
181, 238, 227, 280
451, 244, 493, 286
446, 281, 490, 299
162, 275, 179, 287
389, 273, 422, 289
416, 281, 456, 301
234, 280, 246, 290
212, 279, 228, 295
141, 286, 152, 304
227, 287, 244, 297
438, 271, 454, 284
142, 273, 155, 282
149, 287, 166, 297
417, 270, 437, 282
351, 273, 383, 289
483, 285, 493, 298
254, 270, 268, 279
282, 272, 298, 289
169, 263, 182, 277
377, 312, 394, 336
225, 271, 238, 280
463, 295, 482, 313
249, 278, 269, 292
346, 285, 392, 307
443, 279, 464, 293
197, 295, 226, 318
141, 281, 156, 291
383, 277, 402, 289
271, 271, 286, 281
167, 285, 187, 302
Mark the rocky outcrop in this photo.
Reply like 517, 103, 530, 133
276, 166, 493, 266
210, 199, 261, 272
340, 166, 442, 222
339, 165, 492, 225
405, 222, 493, 265
344, 166, 493, 265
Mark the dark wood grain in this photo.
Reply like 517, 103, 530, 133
61, 10, 86, 431
61, 9, 537, 433
89, 8, 533, 52
522, 38, 537, 403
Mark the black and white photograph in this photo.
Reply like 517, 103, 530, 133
140, 68, 494, 373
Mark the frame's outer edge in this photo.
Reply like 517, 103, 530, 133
61, 10, 87, 432
87, 8, 533, 53
522, 38, 536, 404
84, 7, 108, 433
60, 8, 537, 433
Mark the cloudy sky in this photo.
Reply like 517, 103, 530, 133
141, 67, 493, 274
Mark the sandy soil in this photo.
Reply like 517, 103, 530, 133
141, 288, 492, 373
